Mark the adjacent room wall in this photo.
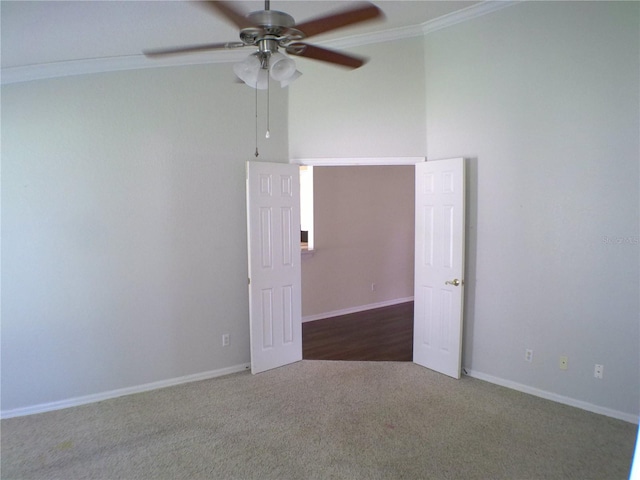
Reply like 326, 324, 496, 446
302, 166, 414, 318
423, 1, 639, 418
1, 64, 289, 413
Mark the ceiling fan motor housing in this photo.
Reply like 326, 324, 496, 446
247, 10, 295, 32
241, 10, 304, 47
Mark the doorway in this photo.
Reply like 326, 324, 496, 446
247, 157, 466, 377
298, 161, 418, 361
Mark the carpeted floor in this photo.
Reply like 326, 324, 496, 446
1, 361, 637, 480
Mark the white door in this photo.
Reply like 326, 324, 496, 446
413, 158, 465, 378
246, 161, 302, 374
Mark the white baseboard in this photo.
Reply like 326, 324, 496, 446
302, 297, 414, 323
464, 368, 639, 425
1, 363, 251, 419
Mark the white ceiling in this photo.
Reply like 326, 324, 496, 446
2, 1, 483, 70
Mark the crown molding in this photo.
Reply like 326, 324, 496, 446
1, 1, 518, 85
421, 0, 521, 35
323, 1, 519, 50
1, 49, 249, 85
322, 23, 426, 51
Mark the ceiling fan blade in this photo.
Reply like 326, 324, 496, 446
144, 42, 245, 57
293, 2, 383, 39
199, 1, 257, 30
286, 43, 367, 69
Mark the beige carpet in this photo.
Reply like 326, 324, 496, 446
1, 361, 637, 479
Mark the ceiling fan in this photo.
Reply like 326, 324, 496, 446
144, 1, 384, 88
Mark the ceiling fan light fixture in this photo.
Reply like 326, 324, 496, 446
233, 53, 261, 85
269, 52, 296, 82
234, 51, 300, 89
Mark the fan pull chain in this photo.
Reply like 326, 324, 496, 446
265, 70, 271, 139
254, 78, 259, 157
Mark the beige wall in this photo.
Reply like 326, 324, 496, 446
1, 64, 289, 412
424, 2, 639, 417
302, 165, 414, 317
291, 2, 639, 420
4, 0, 637, 422
289, 37, 426, 158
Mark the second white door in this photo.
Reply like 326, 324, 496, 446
413, 158, 466, 378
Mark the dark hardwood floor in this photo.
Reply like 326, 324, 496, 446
302, 301, 414, 361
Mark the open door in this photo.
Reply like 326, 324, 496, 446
413, 158, 466, 378
247, 161, 302, 374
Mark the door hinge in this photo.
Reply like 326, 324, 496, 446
248, 278, 251, 285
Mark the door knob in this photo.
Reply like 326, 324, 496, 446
445, 278, 462, 286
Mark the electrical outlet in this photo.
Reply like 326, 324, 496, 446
525, 349, 533, 363
594, 364, 604, 379
559, 355, 569, 370
222, 334, 230, 347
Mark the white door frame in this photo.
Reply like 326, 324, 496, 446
291, 157, 425, 167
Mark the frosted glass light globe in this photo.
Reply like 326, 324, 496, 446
233, 54, 261, 85
269, 52, 296, 82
